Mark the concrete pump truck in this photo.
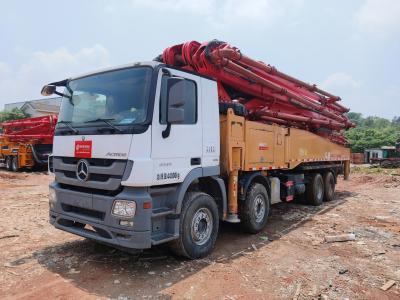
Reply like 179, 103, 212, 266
43, 40, 352, 258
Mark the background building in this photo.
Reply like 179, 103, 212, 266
364, 146, 397, 163
4, 97, 61, 117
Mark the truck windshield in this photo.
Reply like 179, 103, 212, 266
58, 67, 153, 127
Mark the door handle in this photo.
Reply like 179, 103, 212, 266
191, 157, 201, 166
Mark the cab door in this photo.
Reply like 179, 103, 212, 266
151, 68, 203, 185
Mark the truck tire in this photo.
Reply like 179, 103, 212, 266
306, 173, 324, 206
323, 172, 335, 202
169, 192, 219, 259
11, 156, 19, 172
5, 156, 12, 171
240, 183, 270, 234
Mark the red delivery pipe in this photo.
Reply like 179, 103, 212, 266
212, 47, 343, 103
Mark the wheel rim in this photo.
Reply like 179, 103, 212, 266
191, 208, 213, 246
12, 159, 17, 170
253, 194, 266, 223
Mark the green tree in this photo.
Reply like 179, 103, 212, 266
345, 112, 400, 152
0, 108, 30, 123
346, 112, 363, 126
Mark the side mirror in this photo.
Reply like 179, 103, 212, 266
41, 85, 56, 96
166, 77, 186, 124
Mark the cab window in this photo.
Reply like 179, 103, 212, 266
160, 76, 197, 124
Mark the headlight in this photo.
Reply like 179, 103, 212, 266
112, 200, 136, 218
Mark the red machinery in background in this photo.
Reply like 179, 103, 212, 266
2, 115, 57, 144
0, 115, 57, 171
157, 40, 354, 145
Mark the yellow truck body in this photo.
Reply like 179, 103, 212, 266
220, 109, 350, 217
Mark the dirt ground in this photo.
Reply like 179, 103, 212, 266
0, 167, 399, 300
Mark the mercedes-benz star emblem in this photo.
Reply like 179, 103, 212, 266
76, 159, 90, 181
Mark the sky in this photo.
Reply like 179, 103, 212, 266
0, 0, 399, 119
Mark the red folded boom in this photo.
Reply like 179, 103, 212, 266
1, 115, 58, 144
158, 40, 354, 145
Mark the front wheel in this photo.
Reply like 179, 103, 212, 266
169, 192, 219, 259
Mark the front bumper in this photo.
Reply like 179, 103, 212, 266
49, 182, 152, 250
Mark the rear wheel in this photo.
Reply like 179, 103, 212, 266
5, 156, 12, 171
240, 183, 270, 233
169, 192, 219, 259
306, 173, 324, 206
11, 156, 19, 172
323, 171, 335, 202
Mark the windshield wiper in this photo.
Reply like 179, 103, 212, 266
85, 118, 123, 133
57, 121, 79, 134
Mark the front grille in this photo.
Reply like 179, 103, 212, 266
61, 157, 115, 167
53, 157, 128, 191
62, 170, 114, 182
61, 204, 105, 220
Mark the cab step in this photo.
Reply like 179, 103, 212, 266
151, 207, 175, 218
151, 232, 178, 245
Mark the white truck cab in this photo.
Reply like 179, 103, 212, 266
47, 62, 225, 258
